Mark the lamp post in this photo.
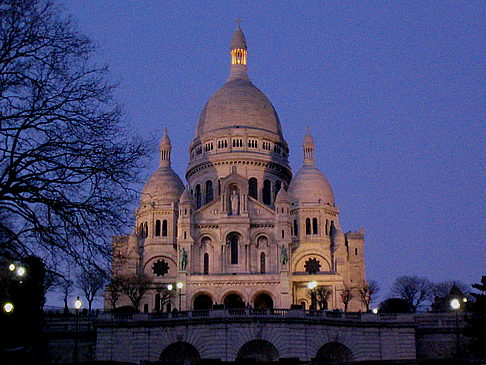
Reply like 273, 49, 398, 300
73, 297, 82, 363
307, 281, 317, 310
450, 297, 467, 358
176, 282, 184, 311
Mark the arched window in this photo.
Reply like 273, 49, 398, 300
325, 219, 329, 235
260, 252, 266, 274
274, 180, 281, 199
162, 220, 168, 236
218, 179, 222, 196
203, 253, 209, 274
248, 178, 258, 199
305, 218, 311, 235
263, 179, 271, 205
143, 222, 148, 238
195, 184, 201, 209
205, 180, 213, 204
293, 219, 298, 236
281, 229, 285, 238
312, 218, 318, 235
228, 233, 239, 265
155, 220, 161, 236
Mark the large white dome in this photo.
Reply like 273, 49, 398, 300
289, 165, 334, 205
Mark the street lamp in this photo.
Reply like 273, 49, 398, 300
176, 282, 184, 311
73, 297, 82, 363
3, 302, 14, 314
167, 284, 173, 291
307, 281, 317, 310
372, 308, 378, 314
450, 297, 467, 358
16, 266, 26, 277
8, 263, 15, 271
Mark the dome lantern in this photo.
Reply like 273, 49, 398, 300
303, 127, 315, 166
229, 20, 249, 81
159, 127, 172, 168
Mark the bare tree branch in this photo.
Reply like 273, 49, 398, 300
0, 0, 149, 271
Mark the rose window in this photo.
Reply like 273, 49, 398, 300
304, 258, 321, 274
152, 259, 169, 277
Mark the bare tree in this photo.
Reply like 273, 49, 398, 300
340, 286, 354, 312
391, 276, 434, 312
433, 280, 471, 299
154, 284, 173, 312
77, 267, 106, 311
119, 273, 152, 312
0, 0, 147, 269
106, 275, 123, 311
359, 280, 380, 312
315, 286, 332, 310
58, 277, 74, 313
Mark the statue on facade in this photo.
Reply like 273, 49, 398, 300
230, 189, 239, 215
179, 247, 188, 271
280, 245, 288, 267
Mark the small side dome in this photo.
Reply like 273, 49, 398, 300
289, 165, 334, 205
141, 168, 184, 205
140, 128, 184, 205
179, 188, 194, 205
275, 187, 291, 204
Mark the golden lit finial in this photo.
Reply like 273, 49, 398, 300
230, 20, 247, 66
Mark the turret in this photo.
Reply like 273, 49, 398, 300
229, 20, 249, 81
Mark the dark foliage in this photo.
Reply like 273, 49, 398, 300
379, 297, 414, 313
465, 276, 486, 357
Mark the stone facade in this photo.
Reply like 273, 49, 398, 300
106, 25, 366, 314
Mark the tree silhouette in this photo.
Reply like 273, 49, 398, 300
0, 0, 147, 269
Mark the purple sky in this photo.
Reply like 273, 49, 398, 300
61, 1, 485, 303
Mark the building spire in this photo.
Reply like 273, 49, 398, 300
303, 127, 315, 166
159, 127, 172, 168
229, 20, 249, 81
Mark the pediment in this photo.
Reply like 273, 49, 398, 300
247, 197, 275, 219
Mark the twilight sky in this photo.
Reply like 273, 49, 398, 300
63, 1, 485, 301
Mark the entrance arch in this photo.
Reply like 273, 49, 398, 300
316, 342, 353, 363
160, 341, 200, 364
237, 339, 279, 362
193, 293, 213, 310
223, 293, 244, 309
253, 293, 274, 309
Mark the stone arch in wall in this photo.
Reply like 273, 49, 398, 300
315, 342, 353, 363
237, 339, 279, 362
293, 253, 331, 274
143, 256, 176, 278
223, 292, 245, 309
160, 341, 201, 364
193, 292, 213, 310
252, 292, 274, 309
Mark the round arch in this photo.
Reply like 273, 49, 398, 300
316, 342, 353, 363
293, 253, 331, 273
142, 256, 176, 277
252, 292, 274, 309
193, 293, 213, 310
223, 292, 245, 309
160, 341, 201, 364
237, 339, 279, 362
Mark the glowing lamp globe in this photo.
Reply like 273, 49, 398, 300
450, 298, 460, 310
3, 303, 14, 313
